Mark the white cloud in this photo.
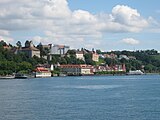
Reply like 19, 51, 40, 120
121, 38, 140, 45
0, 29, 14, 43
0, 35, 14, 43
98, 5, 148, 33
0, 30, 10, 36
0, 1, 155, 49
112, 5, 148, 28
32, 36, 43, 44
147, 16, 160, 33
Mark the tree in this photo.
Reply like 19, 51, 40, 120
105, 58, 112, 66
25, 40, 30, 47
0, 40, 7, 46
16, 41, 22, 48
50, 56, 57, 64
144, 64, 156, 73
18, 62, 33, 71
59, 57, 67, 64
96, 49, 102, 54
84, 53, 96, 65
37, 43, 50, 57
67, 50, 76, 55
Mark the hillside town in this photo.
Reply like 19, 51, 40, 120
0, 40, 160, 78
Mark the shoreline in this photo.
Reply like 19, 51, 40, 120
1, 73, 159, 79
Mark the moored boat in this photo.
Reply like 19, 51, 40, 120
14, 73, 28, 79
0, 76, 15, 79
126, 70, 144, 75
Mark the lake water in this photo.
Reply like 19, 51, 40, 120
0, 75, 160, 120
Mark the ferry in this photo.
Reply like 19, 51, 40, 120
14, 73, 28, 79
127, 70, 144, 75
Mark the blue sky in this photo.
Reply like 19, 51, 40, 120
68, 0, 160, 50
0, 0, 160, 51
69, 0, 160, 18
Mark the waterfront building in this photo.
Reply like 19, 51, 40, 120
60, 64, 94, 75
34, 66, 51, 78
95, 64, 126, 72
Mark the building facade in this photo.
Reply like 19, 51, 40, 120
19, 41, 40, 58
50, 44, 70, 55
34, 66, 51, 78
92, 52, 99, 62
60, 64, 94, 75
20, 47, 40, 58
76, 51, 85, 61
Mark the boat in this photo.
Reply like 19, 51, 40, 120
0, 76, 15, 79
58, 73, 67, 77
126, 70, 144, 75
14, 73, 28, 79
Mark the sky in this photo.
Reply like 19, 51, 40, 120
0, 0, 160, 51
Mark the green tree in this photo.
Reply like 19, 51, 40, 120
16, 41, 22, 48
18, 62, 33, 73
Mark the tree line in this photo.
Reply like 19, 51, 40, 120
97, 49, 160, 73
0, 40, 160, 75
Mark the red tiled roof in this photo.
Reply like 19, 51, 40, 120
34, 67, 50, 72
60, 64, 93, 69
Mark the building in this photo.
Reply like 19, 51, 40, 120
50, 44, 70, 55
34, 66, 51, 78
92, 52, 99, 62
60, 64, 94, 75
95, 64, 126, 72
20, 47, 40, 58
76, 51, 85, 61
119, 55, 129, 60
104, 53, 117, 59
128, 56, 136, 60
18, 40, 40, 58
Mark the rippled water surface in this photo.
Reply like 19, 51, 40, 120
0, 75, 160, 120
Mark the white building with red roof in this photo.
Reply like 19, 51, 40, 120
34, 66, 51, 78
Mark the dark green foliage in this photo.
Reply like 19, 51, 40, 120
0, 41, 160, 75
49, 54, 85, 65
0, 46, 47, 75
84, 53, 96, 65
37, 43, 50, 57
0, 40, 7, 46
67, 50, 76, 55
106, 50, 160, 73
16, 41, 22, 48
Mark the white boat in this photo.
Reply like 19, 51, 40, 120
0, 76, 15, 79
127, 70, 144, 75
